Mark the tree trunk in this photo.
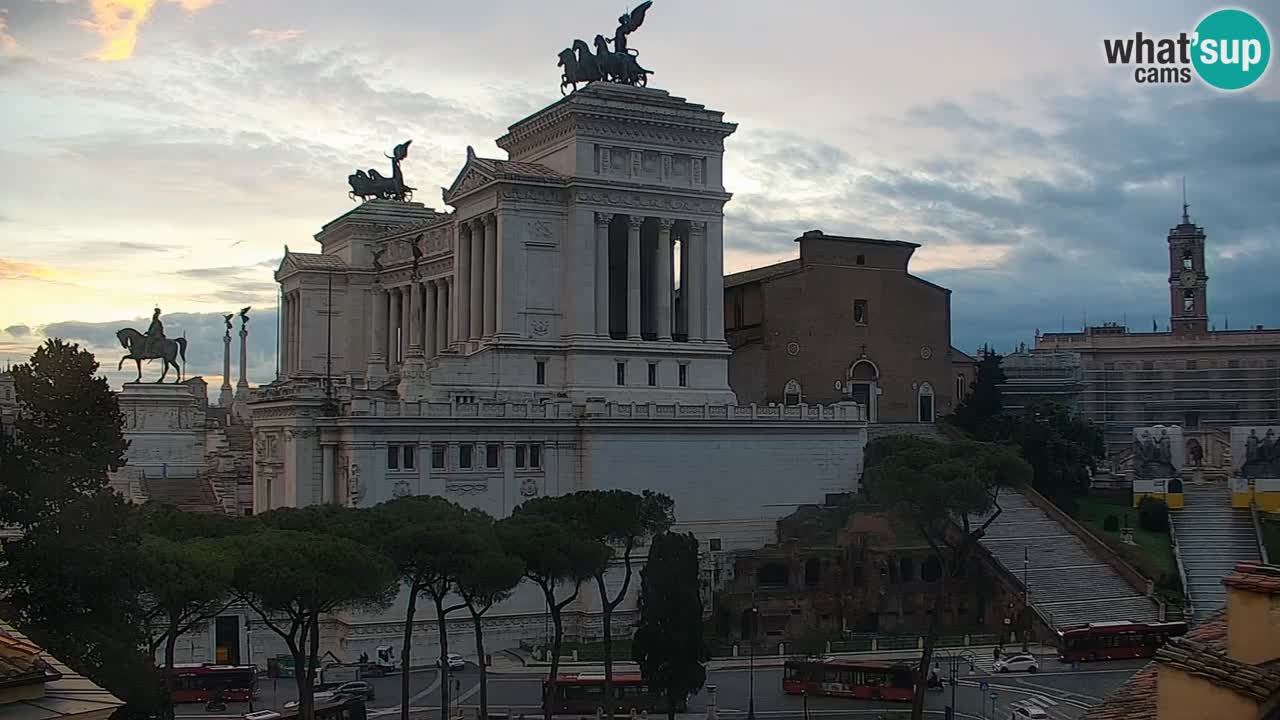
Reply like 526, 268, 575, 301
912, 569, 949, 720
302, 614, 321, 720
666, 689, 676, 720
163, 619, 179, 720
596, 574, 615, 720
400, 587, 418, 720
291, 629, 312, 720
434, 596, 451, 720
544, 593, 564, 720
471, 611, 488, 720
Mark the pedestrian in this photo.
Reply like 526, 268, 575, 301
994, 645, 1002, 662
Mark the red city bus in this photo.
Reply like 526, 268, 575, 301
1058, 620, 1188, 663
542, 673, 685, 714
170, 663, 258, 703
783, 659, 915, 702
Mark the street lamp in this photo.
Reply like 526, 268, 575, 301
245, 624, 255, 712
933, 648, 976, 719
1022, 545, 1030, 652
747, 593, 758, 720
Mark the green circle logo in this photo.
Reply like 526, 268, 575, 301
1192, 9, 1271, 90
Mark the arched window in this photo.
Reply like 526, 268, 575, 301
783, 379, 803, 406
918, 382, 935, 423
804, 558, 821, 586
848, 360, 879, 422
955, 374, 967, 401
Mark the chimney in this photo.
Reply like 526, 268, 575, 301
1224, 563, 1280, 665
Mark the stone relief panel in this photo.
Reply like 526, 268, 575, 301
525, 249, 559, 312
1132, 425, 1184, 479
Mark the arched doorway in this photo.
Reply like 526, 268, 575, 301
783, 379, 803, 406
918, 382, 935, 423
848, 360, 879, 422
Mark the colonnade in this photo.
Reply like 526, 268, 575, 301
595, 212, 710, 342
368, 276, 452, 370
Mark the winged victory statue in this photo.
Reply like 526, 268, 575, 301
558, 1, 654, 94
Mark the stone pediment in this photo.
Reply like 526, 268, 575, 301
444, 146, 566, 204
277, 249, 348, 279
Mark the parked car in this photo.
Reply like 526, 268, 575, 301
1009, 701, 1050, 719
437, 653, 466, 671
993, 654, 1039, 673
333, 681, 374, 701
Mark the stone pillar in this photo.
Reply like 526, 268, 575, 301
455, 225, 472, 347
656, 218, 674, 341
237, 320, 249, 388
469, 218, 484, 342
400, 287, 412, 361
368, 287, 386, 374
678, 232, 689, 338
595, 213, 612, 336
321, 444, 336, 505
627, 215, 643, 340
423, 280, 437, 359
483, 215, 497, 339
388, 287, 401, 371
408, 281, 424, 358
704, 220, 725, 342
436, 279, 450, 354
687, 222, 706, 342
220, 331, 233, 406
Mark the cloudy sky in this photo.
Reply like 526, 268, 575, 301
1, 0, 1278, 388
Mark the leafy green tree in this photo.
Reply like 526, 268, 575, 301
520, 491, 673, 717
375, 496, 479, 720
0, 340, 127, 526
952, 348, 1005, 436
863, 435, 1031, 720
498, 512, 607, 720
138, 533, 237, 717
455, 512, 524, 720
631, 532, 707, 720
230, 527, 397, 720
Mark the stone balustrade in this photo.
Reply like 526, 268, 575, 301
340, 397, 866, 423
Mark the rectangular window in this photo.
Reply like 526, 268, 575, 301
678, 364, 688, 387
853, 299, 868, 325
459, 444, 473, 469
648, 362, 657, 387
709, 538, 722, 551
536, 360, 546, 386
856, 254, 866, 266
486, 443, 500, 469
387, 446, 399, 470
403, 445, 415, 470
516, 445, 527, 468
529, 444, 541, 469
616, 362, 626, 386
431, 445, 445, 469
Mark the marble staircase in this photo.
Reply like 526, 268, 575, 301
1170, 483, 1262, 623
979, 488, 1162, 629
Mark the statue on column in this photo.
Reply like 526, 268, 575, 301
223, 313, 234, 334
239, 306, 251, 326
116, 307, 187, 383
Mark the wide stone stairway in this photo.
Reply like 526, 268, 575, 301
1170, 483, 1262, 623
979, 489, 1161, 629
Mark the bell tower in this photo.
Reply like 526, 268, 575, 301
1168, 185, 1208, 336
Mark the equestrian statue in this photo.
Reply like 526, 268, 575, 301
558, 1, 654, 94
116, 307, 188, 383
349, 139, 416, 202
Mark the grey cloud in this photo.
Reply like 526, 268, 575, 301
3, 324, 30, 337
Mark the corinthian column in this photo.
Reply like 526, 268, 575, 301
656, 218, 673, 341
482, 214, 497, 339
595, 213, 612, 336
437, 278, 450, 353
368, 286, 386, 368
423, 280, 437, 359
627, 215, 643, 340
219, 328, 233, 406
469, 218, 484, 341
388, 286, 401, 370
408, 281, 424, 358
687, 222, 706, 342
455, 225, 472, 347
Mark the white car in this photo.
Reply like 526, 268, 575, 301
993, 654, 1040, 673
437, 653, 465, 671
1010, 702, 1050, 719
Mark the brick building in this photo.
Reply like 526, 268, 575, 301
712, 499, 1025, 643
723, 230, 974, 423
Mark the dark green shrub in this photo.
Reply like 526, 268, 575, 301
1138, 497, 1169, 533
1103, 514, 1120, 533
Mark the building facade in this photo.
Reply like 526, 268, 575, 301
723, 230, 973, 423
241, 83, 869, 664
1032, 213, 1280, 454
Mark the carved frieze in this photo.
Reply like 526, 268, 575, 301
573, 189, 724, 215
446, 481, 489, 495
497, 186, 565, 206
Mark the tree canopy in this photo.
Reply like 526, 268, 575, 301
632, 532, 707, 720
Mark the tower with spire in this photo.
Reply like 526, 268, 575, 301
1168, 178, 1208, 336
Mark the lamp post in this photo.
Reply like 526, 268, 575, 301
747, 593, 758, 720
1022, 545, 1030, 652
246, 624, 255, 712
934, 648, 976, 719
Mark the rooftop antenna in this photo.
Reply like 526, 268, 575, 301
1181, 176, 1191, 224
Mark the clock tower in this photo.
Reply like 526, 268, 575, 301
1168, 200, 1208, 336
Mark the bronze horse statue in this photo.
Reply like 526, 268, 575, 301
116, 328, 187, 383
349, 140, 416, 202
